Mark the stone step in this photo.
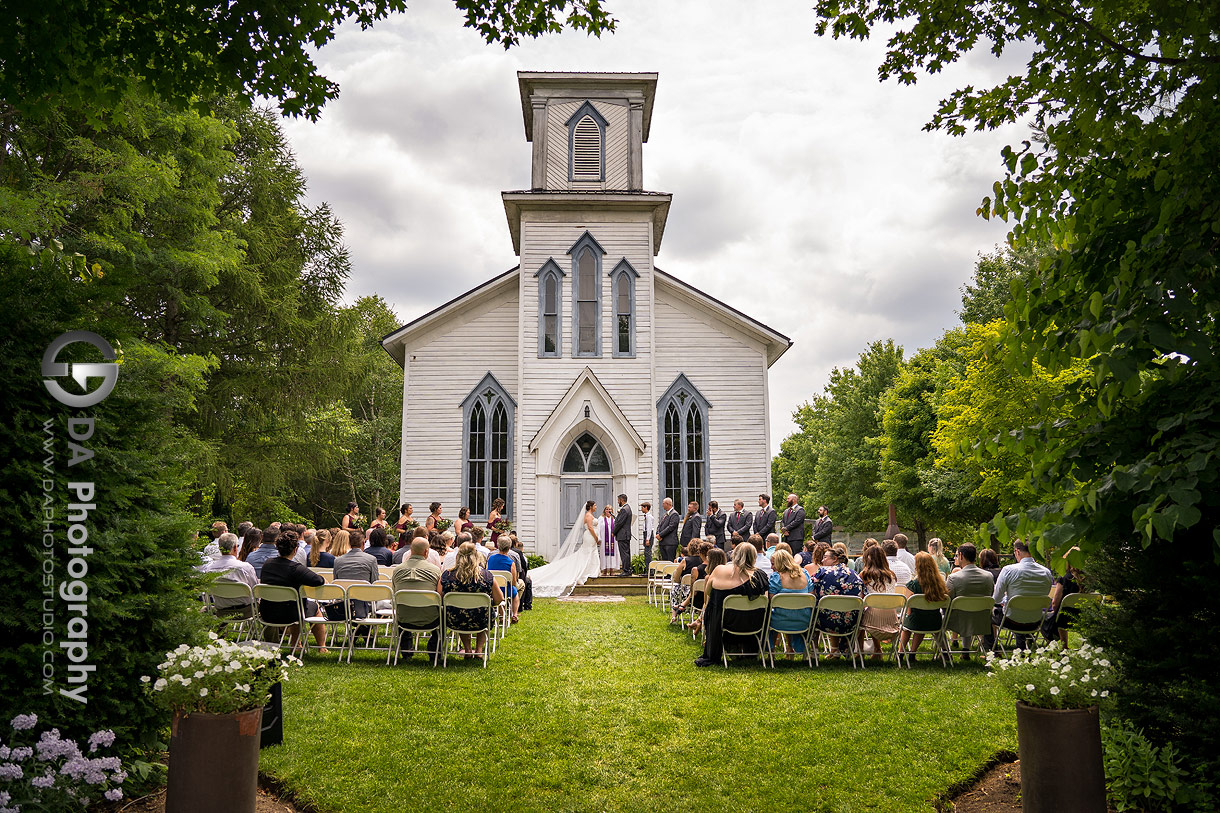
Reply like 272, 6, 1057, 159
570, 576, 649, 596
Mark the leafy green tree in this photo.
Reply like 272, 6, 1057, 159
958, 242, 1047, 325
774, 340, 905, 531
814, 0, 1220, 783
0, 245, 212, 746
1, 0, 617, 119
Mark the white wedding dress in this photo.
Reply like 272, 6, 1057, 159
531, 512, 600, 598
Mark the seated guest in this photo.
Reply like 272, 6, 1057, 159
852, 538, 879, 572
440, 542, 504, 658
395, 527, 428, 565
768, 547, 814, 657
258, 531, 327, 653
201, 533, 258, 619
729, 532, 744, 551
927, 537, 952, 576
1042, 565, 1084, 645
832, 541, 850, 562
900, 551, 950, 661
858, 544, 903, 660
441, 530, 460, 569
694, 542, 769, 667
427, 529, 446, 566
510, 535, 533, 611
883, 538, 914, 585
689, 547, 729, 635
978, 547, 1003, 584
333, 528, 379, 620
811, 548, 866, 654
806, 542, 831, 579
752, 534, 775, 576
487, 536, 522, 624
670, 540, 708, 624
348, 528, 367, 553
471, 527, 491, 563
330, 529, 352, 559
308, 529, 334, 568
798, 539, 817, 568
391, 537, 443, 659
945, 542, 995, 656
237, 527, 262, 562
293, 528, 316, 566
992, 540, 1053, 651
365, 527, 395, 567
245, 526, 280, 578
894, 533, 917, 573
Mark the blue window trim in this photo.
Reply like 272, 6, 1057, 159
565, 100, 608, 182
460, 372, 516, 522
567, 231, 606, 358
533, 258, 565, 358
656, 374, 711, 511
609, 258, 638, 358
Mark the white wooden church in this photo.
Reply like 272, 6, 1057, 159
381, 72, 792, 558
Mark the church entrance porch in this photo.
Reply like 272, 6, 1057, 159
559, 432, 614, 564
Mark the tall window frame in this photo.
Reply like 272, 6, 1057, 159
657, 374, 711, 511
565, 100, 608, 182
534, 258, 565, 358
567, 231, 605, 358
609, 258, 638, 358
461, 373, 516, 521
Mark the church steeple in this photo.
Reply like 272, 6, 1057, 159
517, 72, 657, 192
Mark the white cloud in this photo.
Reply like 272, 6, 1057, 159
279, 0, 1029, 451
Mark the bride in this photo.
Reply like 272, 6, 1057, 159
531, 500, 601, 598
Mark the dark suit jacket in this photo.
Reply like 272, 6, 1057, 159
612, 504, 633, 542
812, 515, 833, 543
704, 511, 726, 544
727, 509, 753, 538
656, 510, 679, 549
678, 513, 702, 548
781, 505, 806, 544
752, 506, 777, 537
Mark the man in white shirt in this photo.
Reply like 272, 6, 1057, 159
756, 533, 779, 577
441, 529, 460, 570
200, 533, 257, 618
639, 502, 654, 571
992, 540, 1054, 650
893, 533, 917, 573
883, 539, 914, 585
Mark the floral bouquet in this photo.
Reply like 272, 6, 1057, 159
987, 640, 1114, 709
434, 518, 452, 533
144, 632, 302, 715
0, 713, 126, 810
491, 518, 514, 535
402, 518, 420, 532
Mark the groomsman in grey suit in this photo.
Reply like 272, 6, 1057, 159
640, 502, 654, 570
678, 500, 702, 554
727, 499, 753, 541
656, 498, 680, 561
781, 494, 806, 548
752, 494, 777, 538
704, 501, 727, 550
612, 494, 633, 576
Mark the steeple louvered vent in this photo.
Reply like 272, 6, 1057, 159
572, 115, 602, 179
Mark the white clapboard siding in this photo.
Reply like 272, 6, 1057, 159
401, 294, 521, 516
545, 99, 630, 190
652, 285, 772, 507
516, 218, 655, 547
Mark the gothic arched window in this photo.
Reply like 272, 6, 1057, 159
565, 101, 607, 182
657, 375, 710, 510
534, 258, 565, 357
610, 258, 638, 358
461, 373, 515, 519
568, 231, 605, 358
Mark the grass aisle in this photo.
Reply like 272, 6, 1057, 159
260, 597, 1015, 812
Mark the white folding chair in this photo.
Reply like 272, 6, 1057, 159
862, 592, 907, 664
252, 585, 302, 650
942, 595, 996, 663
309, 568, 334, 583
898, 595, 951, 667
205, 581, 256, 642
299, 583, 348, 655
996, 593, 1052, 655
766, 593, 817, 667
813, 595, 866, 669
389, 590, 443, 666
657, 563, 680, 610
442, 592, 493, 668
719, 594, 770, 667
343, 583, 395, 663
685, 578, 706, 632
646, 560, 667, 606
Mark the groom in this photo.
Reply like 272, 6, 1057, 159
612, 494, 633, 576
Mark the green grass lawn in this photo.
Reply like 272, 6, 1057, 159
260, 597, 1015, 812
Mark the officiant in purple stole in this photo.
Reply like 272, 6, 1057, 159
600, 506, 618, 574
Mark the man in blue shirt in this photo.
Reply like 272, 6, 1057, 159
992, 540, 1053, 651
245, 526, 281, 579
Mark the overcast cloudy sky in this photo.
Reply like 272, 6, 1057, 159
279, 0, 1029, 451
